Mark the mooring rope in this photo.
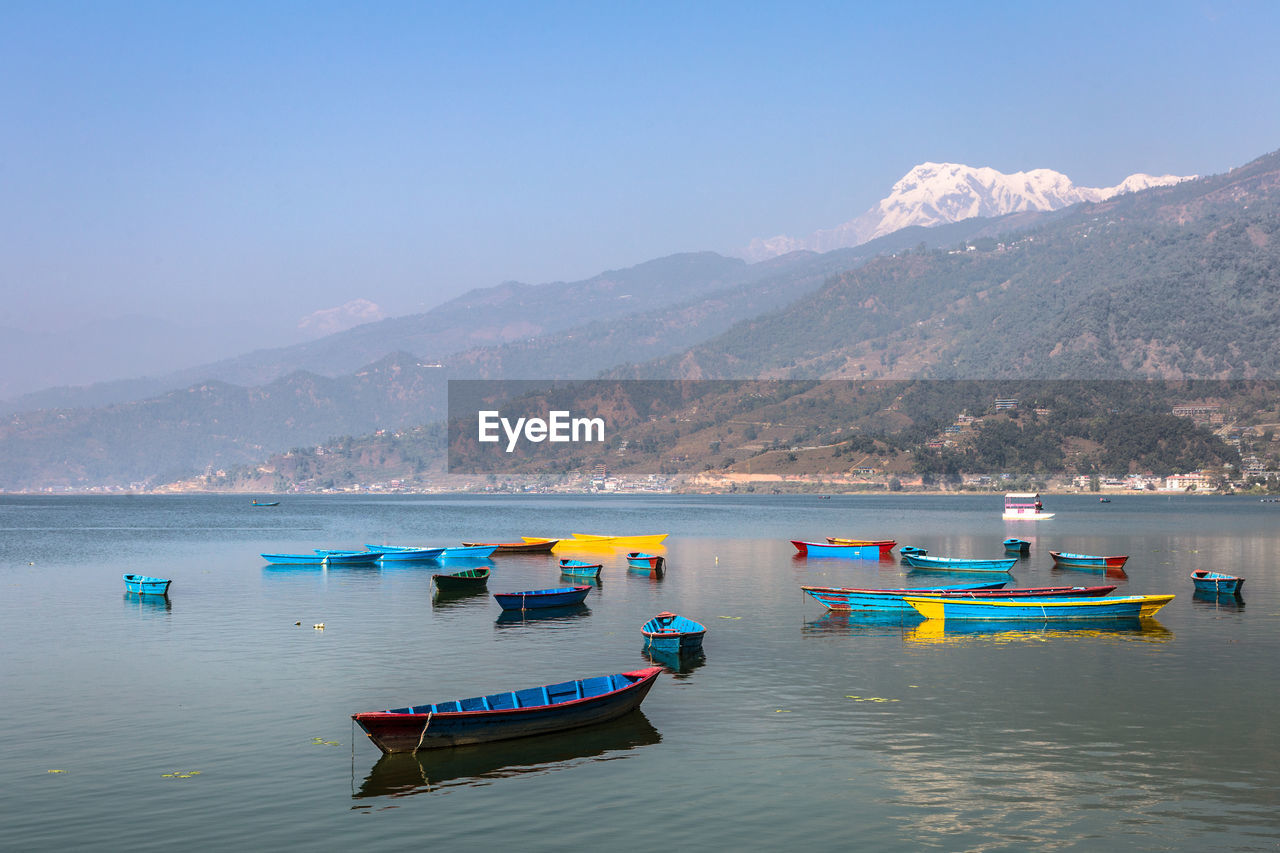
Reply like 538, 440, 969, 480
413, 712, 433, 753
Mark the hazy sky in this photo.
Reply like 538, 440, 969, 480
3, 1, 1279, 389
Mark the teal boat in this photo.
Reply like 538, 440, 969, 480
904, 554, 1018, 573
559, 559, 603, 578
123, 574, 171, 595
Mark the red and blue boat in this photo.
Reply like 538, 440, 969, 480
904, 554, 1018, 573
1190, 570, 1244, 594
123, 574, 171, 595
792, 540, 881, 559
494, 585, 592, 610
826, 538, 897, 557
559, 559, 603, 578
802, 583, 1116, 613
640, 612, 706, 653
352, 667, 662, 754
1050, 551, 1129, 571
1003, 538, 1031, 554
626, 552, 665, 571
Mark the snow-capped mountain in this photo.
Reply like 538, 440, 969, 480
742, 162, 1195, 261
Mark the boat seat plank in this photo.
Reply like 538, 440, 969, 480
389, 707, 413, 714
514, 687, 546, 708
459, 696, 488, 711
434, 700, 460, 713
486, 692, 517, 710
609, 674, 631, 691
581, 676, 613, 698
546, 681, 580, 703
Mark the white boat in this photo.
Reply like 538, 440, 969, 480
1002, 492, 1055, 521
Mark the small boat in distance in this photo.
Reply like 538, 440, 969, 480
493, 586, 592, 611
1003, 538, 1030, 554
626, 552, 665, 571
461, 539, 559, 554
352, 667, 662, 754
559, 559, 603, 578
903, 593, 1175, 621
250, 499, 280, 507
432, 567, 491, 592
1190, 570, 1244, 595
1050, 551, 1130, 571
640, 612, 706, 653
791, 540, 881, 559
1003, 492, 1055, 521
123, 574, 171, 595
904, 554, 1018, 573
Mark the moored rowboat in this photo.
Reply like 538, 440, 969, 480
903, 593, 1175, 621
826, 538, 897, 557
1050, 551, 1129, 570
640, 612, 706, 653
802, 583, 1117, 613
559, 559, 603, 578
493, 586, 592, 610
352, 667, 662, 754
462, 539, 559, 553
123, 574, 171, 595
904, 554, 1018, 573
791, 540, 881, 559
1190, 570, 1244, 594
432, 567, 491, 592
570, 533, 669, 548
626, 552, 665, 571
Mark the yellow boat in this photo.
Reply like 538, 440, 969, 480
570, 533, 669, 548
902, 594, 1175, 621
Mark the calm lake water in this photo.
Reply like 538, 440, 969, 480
3, 493, 1279, 851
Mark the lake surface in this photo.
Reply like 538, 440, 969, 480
2, 493, 1279, 851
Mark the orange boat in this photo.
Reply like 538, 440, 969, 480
462, 538, 559, 554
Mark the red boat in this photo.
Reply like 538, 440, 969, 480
461, 538, 559, 554
827, 537, 897, 557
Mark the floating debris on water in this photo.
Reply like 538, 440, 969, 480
161, 770, 202, 779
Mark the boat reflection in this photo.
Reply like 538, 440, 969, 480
903, 618, 1173, 645
803, 611, 918, 638
430, 587, 489, 610
641, 646, 706, 677
1051, 565, 1129, 580
123, 591, 172, 613
494, 603, 590, 627
1192, 589, 1245, 610
352, 711, 660, 799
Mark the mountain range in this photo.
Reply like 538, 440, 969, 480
741, 162, 1194, 261
1, 148, 1276, 491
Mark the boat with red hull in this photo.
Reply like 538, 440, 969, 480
1050, 551, 1130, 571
352, 667, 661, 753
803, 584, 1117, 613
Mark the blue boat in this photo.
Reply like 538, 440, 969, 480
313, 549, 382, 566
123, 574, 171, 595
559, 559, 603, 578
802, 583, 1115, 613
1050, 551, 1129, 571
898, 546, 928, 557
1003, 538, 1030, 554
352, 667, 662, 754
903, 594, 1176, 621
904, 554, 1018, 573
494, 586, 592, 611
640, 612, 706, 653
261, 552, 327, 565
439, 545, 499, 560
1190, 570, 1244, 594
250, 499, 280, 507
626, 552, 665, 571
366, 545, 447, 562
791, 540, 881, 559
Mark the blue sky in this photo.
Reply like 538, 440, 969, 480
2, 1, 1279, 391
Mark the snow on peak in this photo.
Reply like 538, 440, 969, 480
742, 162, 1195, 261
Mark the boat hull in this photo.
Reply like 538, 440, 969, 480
1003, 538, 1031, 553
261, 553, 327, 565
904, 594, 1175, 621
826, 538, 897, 557
792, 540, 881, 559
1050, 551, 1129, 570
802, 584, 1115, 613
353, 667, 661, 754
371, 546, 447, 561
904, 555, 1018, 573
559, 560, 603, 579
494, 586, 592, 610
1190, 571, 1244, 594
462, 539, 559, 553
640, 613, 706, 653
569, 534, 668, 548
123, 574, 171, 595
432, 568, 491, 591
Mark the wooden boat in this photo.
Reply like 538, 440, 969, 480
123, 574, 171, 595
791, 540, 881, 559
803, 583, 1116, 613
250, 499, 280, 506
904, 554, 1018, 573
626, 552, 665, 571
438, 545, 498, 560
558, 559, 603, 578
352, 667, 662, 754
898, 546, 927, 557
461, 539, 559, 554
826, 538, 897, 557
1190, 570, 1244, 594
493, 585, 592, 610
432, 567, 491, 592
1003, 538, 1030, 553
903, 594, 1175, 621
640, 612, 706, 653
570, 533, 668, 548
1099, 497, 1111, 503
261, 552, 327, 565
1003, 492, 1054, 520
367, 545, 447, 561
1050, 551, 1129, 570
